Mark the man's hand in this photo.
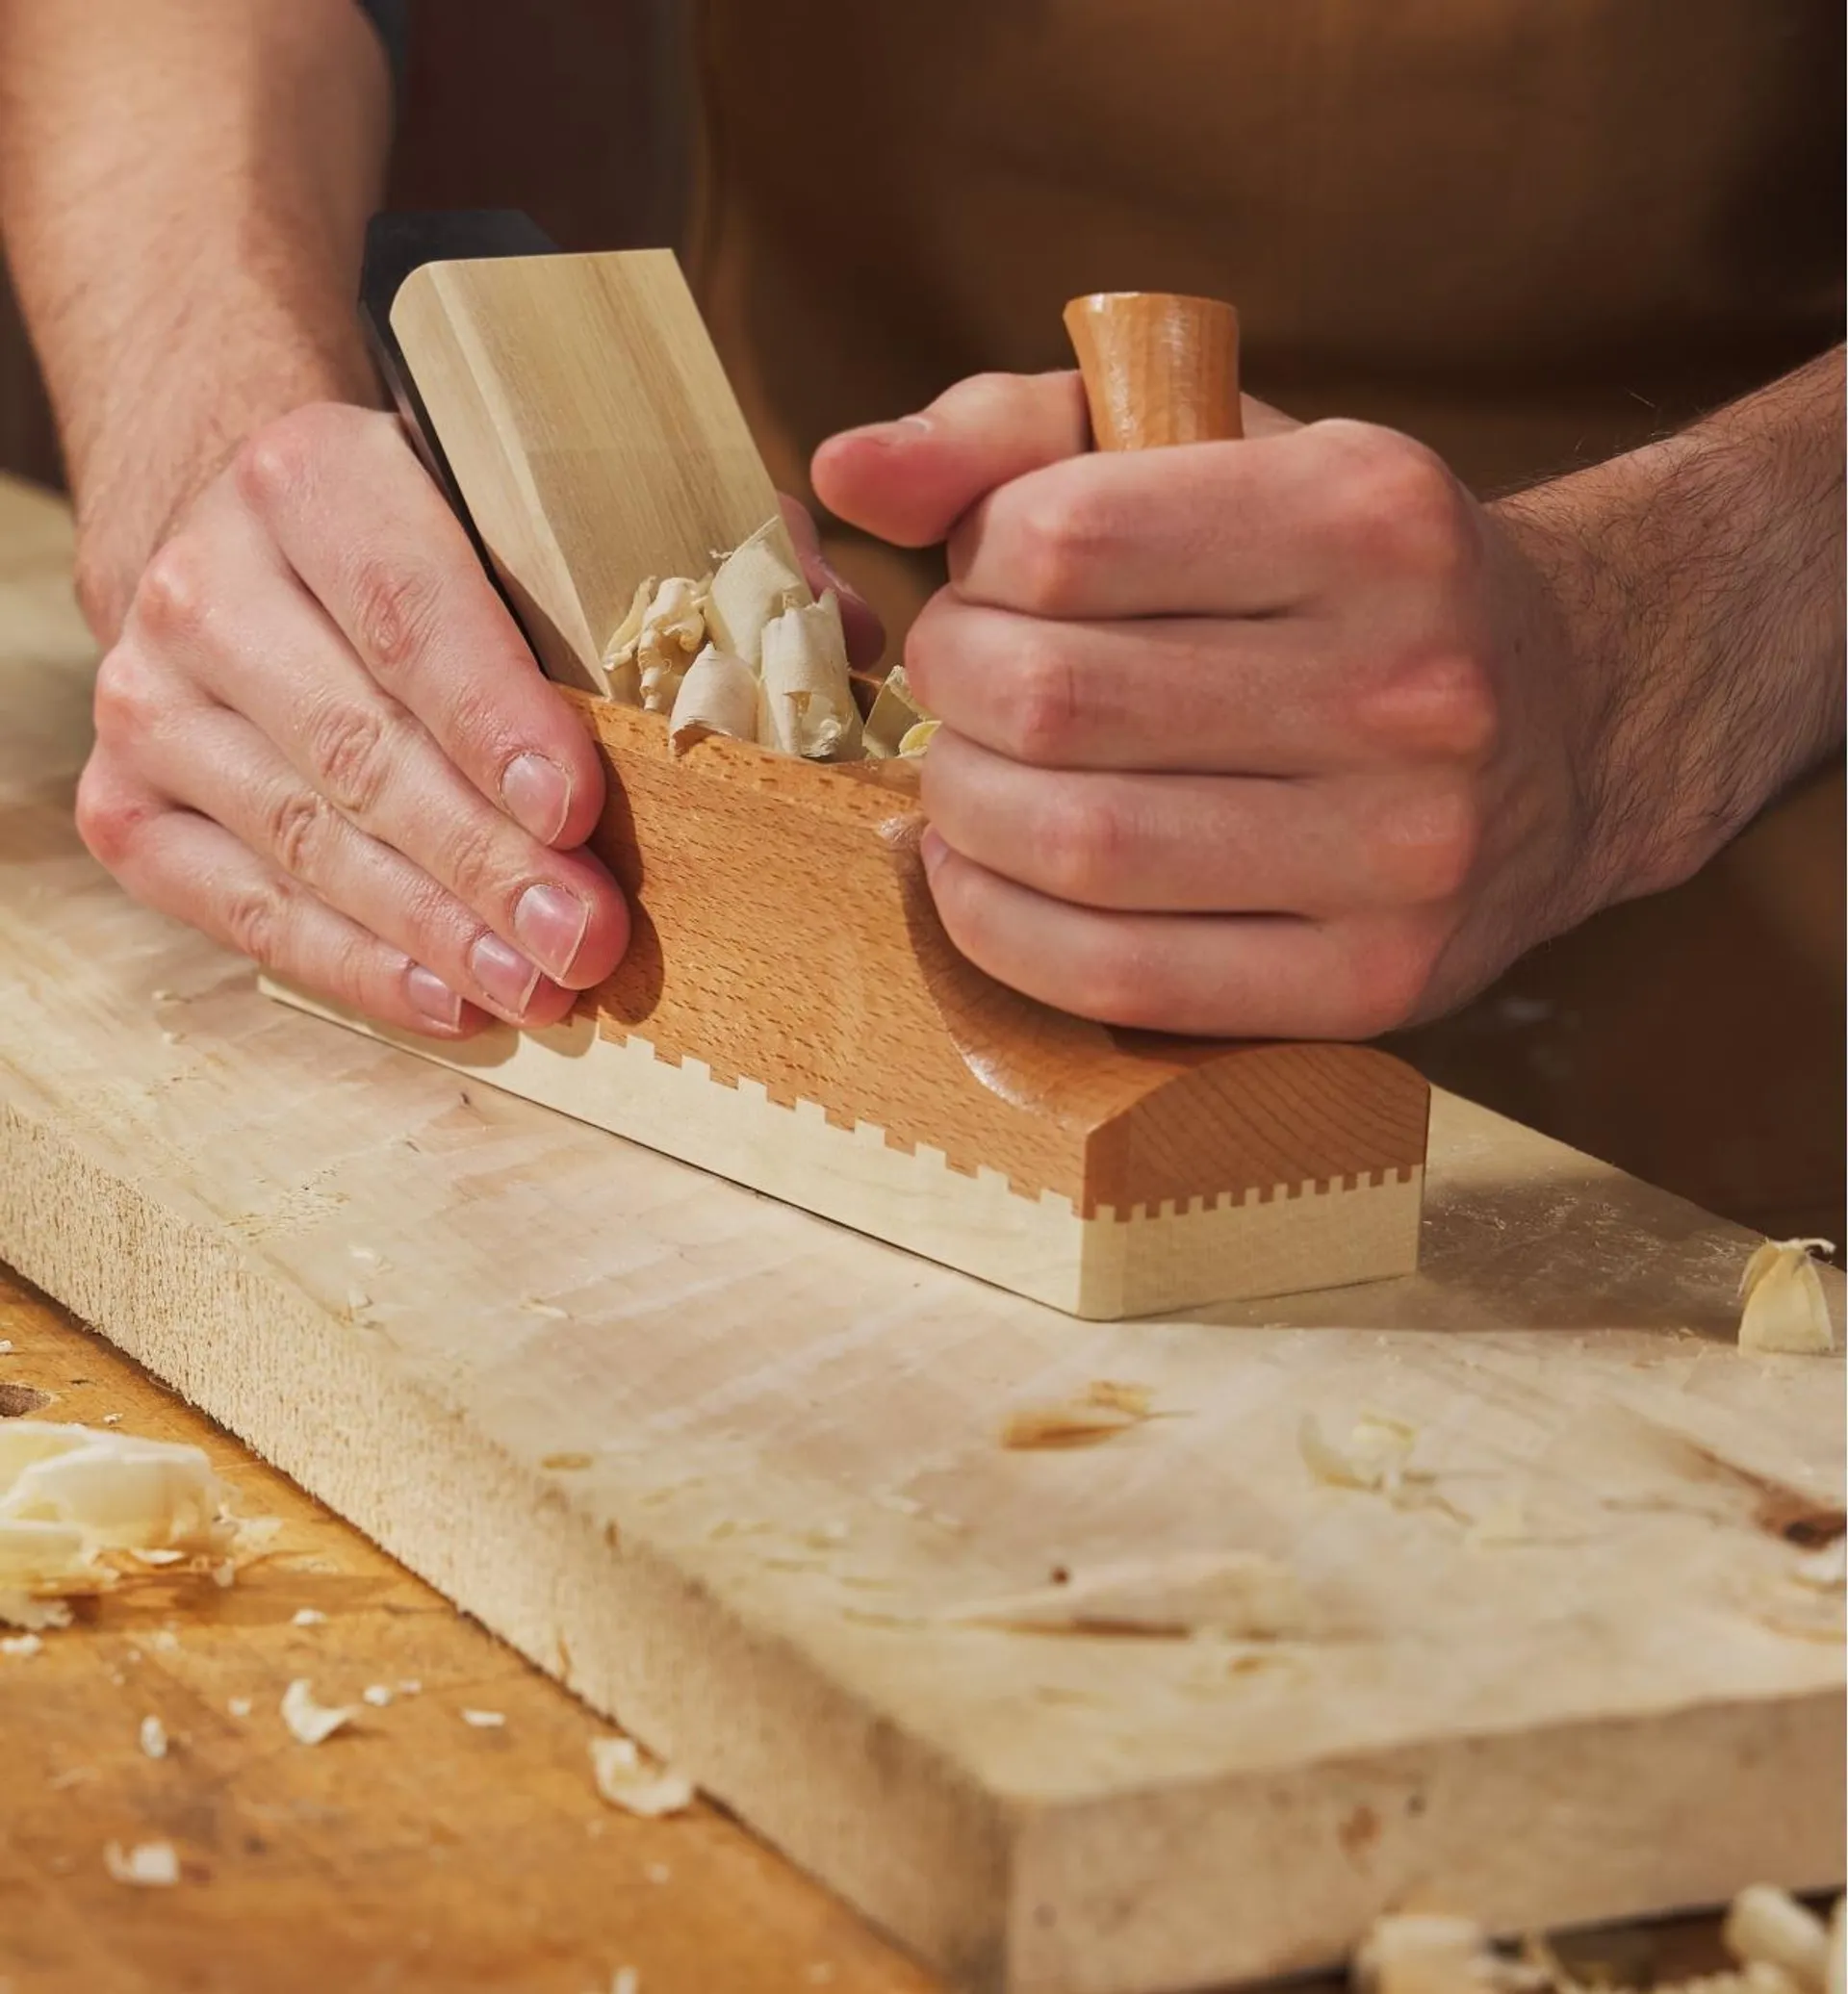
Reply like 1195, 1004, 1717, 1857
814, 356, 1843, 1037
75, 403, 630, 1036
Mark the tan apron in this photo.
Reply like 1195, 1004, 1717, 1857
686, 0, 1845, 1236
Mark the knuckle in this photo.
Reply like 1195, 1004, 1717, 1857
1339, 926, 1438, 1038
73, 759, 150, 871
1033, 794, 1127, 902
346, 553, 441, 681
1371, 785, 1481, 905
431, 811, 505, 908
267, 786, 335, 880
1317, 422, 1471, 574
218, 877, 293, 967
304, 699, 394, 815
1357, 649, 1500, 762
1002, 639, 1085, 763
232, 401, 347, 518
133, 535, 212, 646
90, 644, 161, 739
1005, 483, 1106, 614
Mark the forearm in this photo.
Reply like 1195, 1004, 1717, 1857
0, 0, 392, 639
1496, 348, 1846, 906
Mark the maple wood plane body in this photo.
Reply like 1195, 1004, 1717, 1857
273, 243, 1429, 1316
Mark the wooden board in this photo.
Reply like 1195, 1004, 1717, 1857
0, 1274, 1765, 1994
354, 251, 1429, 1317
0, 1262, 940, 1994
0, 473, 1842, 1993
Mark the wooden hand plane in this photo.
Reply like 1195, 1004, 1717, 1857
270, 213, 1428, 1318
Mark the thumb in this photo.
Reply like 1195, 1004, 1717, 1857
812, 371, 1090, 550
813, 371, 1301, 550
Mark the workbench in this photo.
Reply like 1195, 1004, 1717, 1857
0, 473, 1839, 1994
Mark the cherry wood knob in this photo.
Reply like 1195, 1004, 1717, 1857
1063, 291, 1243, 450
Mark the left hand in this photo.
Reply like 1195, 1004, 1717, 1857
812, 372, 1611, 1038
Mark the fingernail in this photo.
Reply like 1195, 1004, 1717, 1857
920, 827, 949, 876
843, 414, 933, 445
468, 930, 543, 1014
406, 963, 462, 1029
501, 753, 572, 843
513, 881, 591, 981
815, 550, 866, 606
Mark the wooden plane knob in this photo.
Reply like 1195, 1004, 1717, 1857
1063, 292, 1243, 449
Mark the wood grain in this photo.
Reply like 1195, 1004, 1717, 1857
1063, 292, 1244, 447
391, 248, 789, 693
370, 253, 1425, 1313
0, 473, 1841, 1993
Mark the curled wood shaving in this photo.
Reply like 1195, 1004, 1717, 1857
1739, 1240, 1836, 1355
589, 1735, 695, 1817
0, 1422, 255, 1626
668, 643, 759, 754
104, 1840, 179, 1887
939, 1549, 1302, 1640
758, 594, 861, 759
1300, 1410, 1418, 1496
897, 718, 939, 756
862, 664, 929, 758
1725, 1886, 1832, 1994
703, 519, 807, 671
280, 1677, 356, 1746
1354, 1888, 1843, 1994
1001, 1379, 1157, 1450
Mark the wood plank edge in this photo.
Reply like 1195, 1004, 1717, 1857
0, 1100, 1013, 1986
1005, 1687, 1845, 1994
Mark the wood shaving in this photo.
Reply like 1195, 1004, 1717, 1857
1001, 1379, 1157, 1450
0, 1422, 254, 1624
896, 718, 939, 756
1726, 1886, 1832, 1993
461, 1708, 505, 1728
1355, 1914, 1533, 1994
1739, 1240, 1836, 1355
1300, 1410, 1419, 1495
862, 663, 929, 758
103, 1840, 179, 1887
703, 518, 807, 670
291, 1607, 326, 1626
589, 1735, 696, 1817
226, 1697, 252, 1719
668, 644, 758, 754
139, 1715, 167, 1760
603, 575, 709, 714
1, 1631, 42, 1657
280, 1677, 356, 1746
1353, 1888, 1844, 1994
1793, 1539, 1846, 1591
362, 1683, 395, 1707
939, 1548, 1302, 1640
758, 594, 861, 759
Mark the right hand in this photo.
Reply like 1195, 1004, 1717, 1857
74, 401, 631, 1037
